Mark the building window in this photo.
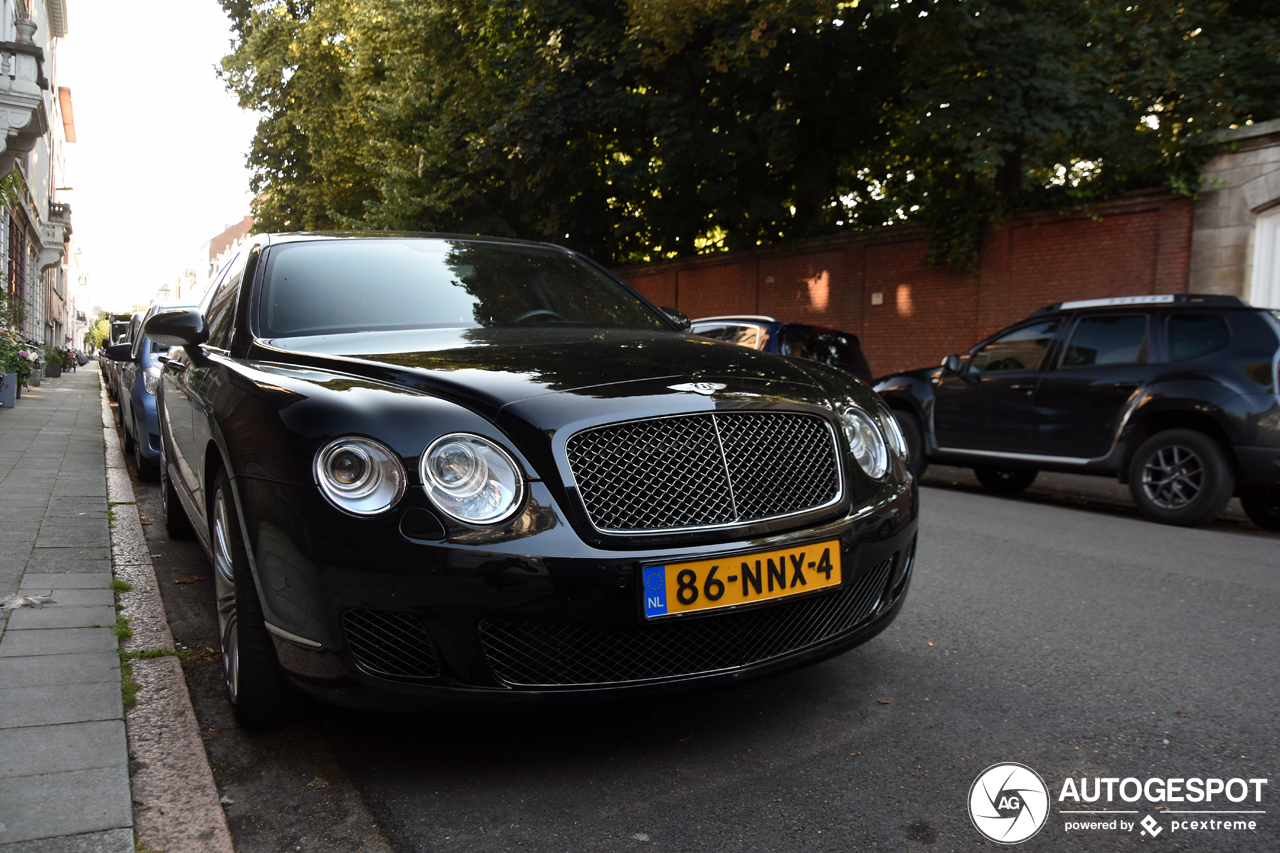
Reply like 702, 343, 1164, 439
7, 211, 24, 307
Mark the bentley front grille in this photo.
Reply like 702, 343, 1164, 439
478, 556, 895, 688
343, 609, 441, 681
565, 411, 841, 533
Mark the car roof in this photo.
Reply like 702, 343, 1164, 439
252, 231, 577, 254
1028, 294, 1251, 318
692, 315, 778, 324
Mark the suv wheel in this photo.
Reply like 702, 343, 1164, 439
1127, 429, 1234, 527
1240, 486, 1280, 532
974, 466, 1038, 494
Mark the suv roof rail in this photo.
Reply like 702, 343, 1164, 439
691, 315, 777, 323
1028, 294, 1251, 317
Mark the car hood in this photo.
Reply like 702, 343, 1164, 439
252, 326, 836, 419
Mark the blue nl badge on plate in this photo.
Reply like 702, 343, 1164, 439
642, 565, 668, 618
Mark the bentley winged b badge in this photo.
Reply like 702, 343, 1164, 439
669, 382, 726, 396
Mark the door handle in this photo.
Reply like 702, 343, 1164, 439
163, 360, 187, 375
1010, 384, 1034, 395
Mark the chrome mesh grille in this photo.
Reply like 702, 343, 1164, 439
343, 610, 440, 681
566, 412, 840, 532
479, 556, 895, 687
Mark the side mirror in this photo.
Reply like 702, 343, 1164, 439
104, 343, 135, 362
143, 307, 208, 348
941, 354, 962, 374
662, 307, 692, 332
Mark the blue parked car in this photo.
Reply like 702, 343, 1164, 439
106, 303, 197, 480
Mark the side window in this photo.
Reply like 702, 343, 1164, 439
1061, 315, 1148, 367
779, 327, 851, 368
204, 253, 249, 350
1168, 313, 1230, 361
969, 320, 1061, 374
693, 323, 763, 349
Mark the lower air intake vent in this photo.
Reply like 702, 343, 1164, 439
343, 609, 441, 681
479, 557, 894, 687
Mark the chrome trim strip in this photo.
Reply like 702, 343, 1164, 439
264, 621, 323, 649
934, 447, 1098, 465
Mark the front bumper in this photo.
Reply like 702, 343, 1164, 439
237, 476, 918, 710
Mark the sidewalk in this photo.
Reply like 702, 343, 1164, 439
0, 365, 232, 852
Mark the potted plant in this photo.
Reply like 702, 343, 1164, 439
43, 346, 62, 378
0, 333, 17, 407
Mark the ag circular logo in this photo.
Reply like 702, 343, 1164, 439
968, 762, 1050, 844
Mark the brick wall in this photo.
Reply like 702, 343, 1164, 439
616, 189, 1194, 376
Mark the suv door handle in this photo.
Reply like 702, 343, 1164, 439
1010, 384, 1035, 395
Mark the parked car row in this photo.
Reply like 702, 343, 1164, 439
101, 232, 1277, 731
104, 304, 197, 481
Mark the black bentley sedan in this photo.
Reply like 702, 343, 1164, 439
145, 233, 918, 727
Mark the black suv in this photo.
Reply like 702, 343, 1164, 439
875, 295, 1280, 529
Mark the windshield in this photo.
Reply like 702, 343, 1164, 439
257, 239, 668, 337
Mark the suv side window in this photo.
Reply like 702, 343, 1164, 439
1168, 313, 1231, 361
1061, 315, 1148, 367
969, 320, 1060, 374
204, 252, 249, 351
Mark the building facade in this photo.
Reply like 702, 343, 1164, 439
1, 0, 73, 358
1189, 119, 1280, 308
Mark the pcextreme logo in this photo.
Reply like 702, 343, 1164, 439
967, 763, 1270, 844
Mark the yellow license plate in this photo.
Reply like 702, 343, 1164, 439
641, 540, 841, 620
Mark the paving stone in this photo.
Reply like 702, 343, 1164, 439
15, 573, 113, 589
0, 720, 127, 778
0, 682, 122, 728
23, 549, 112, 573
0, 828, 134, 853
34, 523, 110, 549
0, 767, 131, 843
0, 652, 119, 687
0, 627, 117, 657
14, 588, 113, 606
5, 605, 119, 631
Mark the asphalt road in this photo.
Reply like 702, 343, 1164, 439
117, 406, 1278, 852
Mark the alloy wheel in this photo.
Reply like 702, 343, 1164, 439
211, 488, 241, 704
1140, 445, 1203, 509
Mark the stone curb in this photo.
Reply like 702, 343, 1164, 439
100, 387, 234, 853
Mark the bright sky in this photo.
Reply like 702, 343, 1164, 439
59, 0, 258, 311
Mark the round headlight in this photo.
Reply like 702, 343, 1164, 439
841, 407, 889, 479
421, 434, 525, 524
878, 406, 909, 463
314, 437, 406, 515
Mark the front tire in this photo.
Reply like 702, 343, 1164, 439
159, 435, 192, 539
133, 418, 158, 481
211, 470, 298, 729
1240, 486, 1280, 532
974, 466, 1038, 494
893, 410, 929, 479
1127, 429, 1234, 527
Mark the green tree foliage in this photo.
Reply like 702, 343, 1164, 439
219, 0, 1280, 269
